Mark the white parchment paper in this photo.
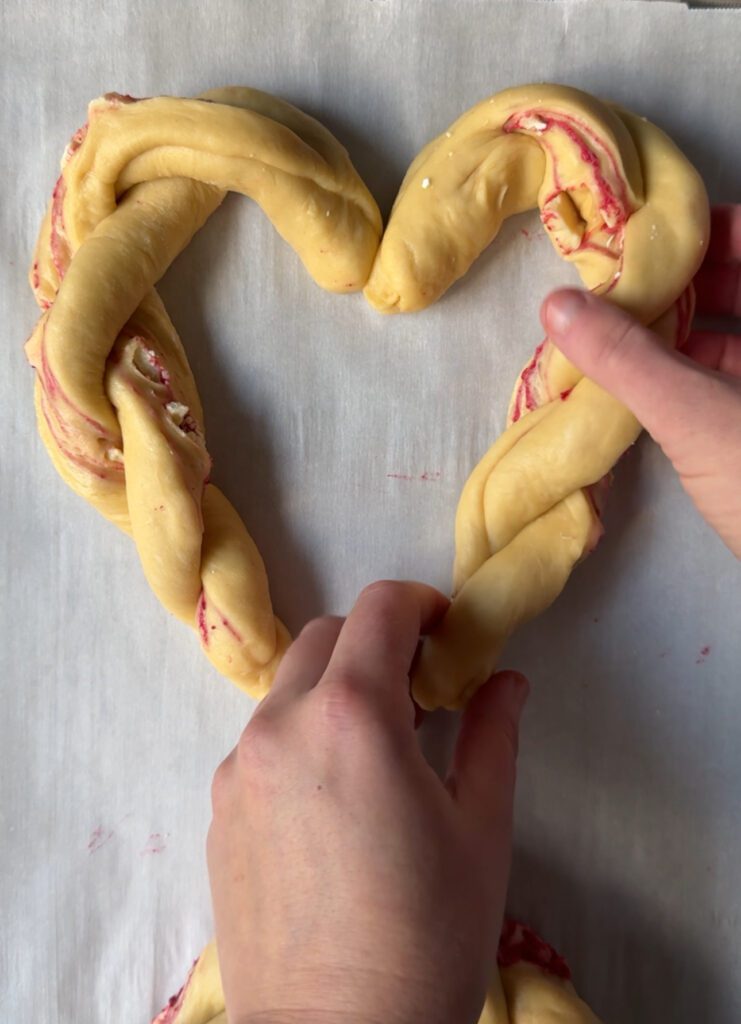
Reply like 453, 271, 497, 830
2, 1, 740, 1021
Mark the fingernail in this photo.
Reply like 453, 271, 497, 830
542, 289, 588, 337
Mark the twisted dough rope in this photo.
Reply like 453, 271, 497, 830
145, 85, 707, 1024
363, 83, 709, 710
27, 84, 709, 1024
26, 87, 381, 697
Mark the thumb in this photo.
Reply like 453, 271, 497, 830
541, 288, 714, 453
449, 671, 529, 834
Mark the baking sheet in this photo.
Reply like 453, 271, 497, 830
2, 1, 741, 1021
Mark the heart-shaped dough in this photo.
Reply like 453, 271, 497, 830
26, 84, 707, 708
26, 85, 708, 1024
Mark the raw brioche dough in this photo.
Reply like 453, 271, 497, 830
26, 87, 382, 697
151, 921, 601, 1024
26, 84, 709, 1024
26, 84, 707, 707
362, 84, 708, 709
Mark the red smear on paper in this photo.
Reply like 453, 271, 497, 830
141, 832, 168, 855
387, 471, 441, 483
696, 645, 711, 665
87, 826, 114, 853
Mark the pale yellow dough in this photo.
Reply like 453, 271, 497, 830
27, 86, 708, 1024
152, 935, 602, 1024
27, 87, 382, 697
362, 83, 708, 709
27, 83, 707, 703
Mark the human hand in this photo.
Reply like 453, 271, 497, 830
541, 205, 741, 558
207, 581, 529, 1024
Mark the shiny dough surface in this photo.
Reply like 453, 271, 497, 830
363, 84, 708, 709
27, 87, 382, 698
26, 85, 708, 1023
27, 84, 707, 706
151, 922, 603, 1024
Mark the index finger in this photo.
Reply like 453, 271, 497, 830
318, 580, 449, 701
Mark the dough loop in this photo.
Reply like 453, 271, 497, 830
27, 87, 382, 697
363, 84, 708, 709
26, 84, 707, 706
26, 85, 708, 1023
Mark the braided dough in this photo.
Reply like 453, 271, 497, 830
27, 85, 707, 706
27, 88, 381, 696
27, 85, 708, 1024
363, 84, 708, 709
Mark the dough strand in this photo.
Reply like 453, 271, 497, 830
27, 87, 382, 696
26, 85, 708, 1023
363, 84, 708, 709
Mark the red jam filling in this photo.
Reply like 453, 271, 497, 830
498, 918, 572, 981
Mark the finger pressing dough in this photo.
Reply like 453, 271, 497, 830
28, 85, 709, 1024
26, 88, 382, 697
151, 919, 602, 1024
363, 83, 709, 709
